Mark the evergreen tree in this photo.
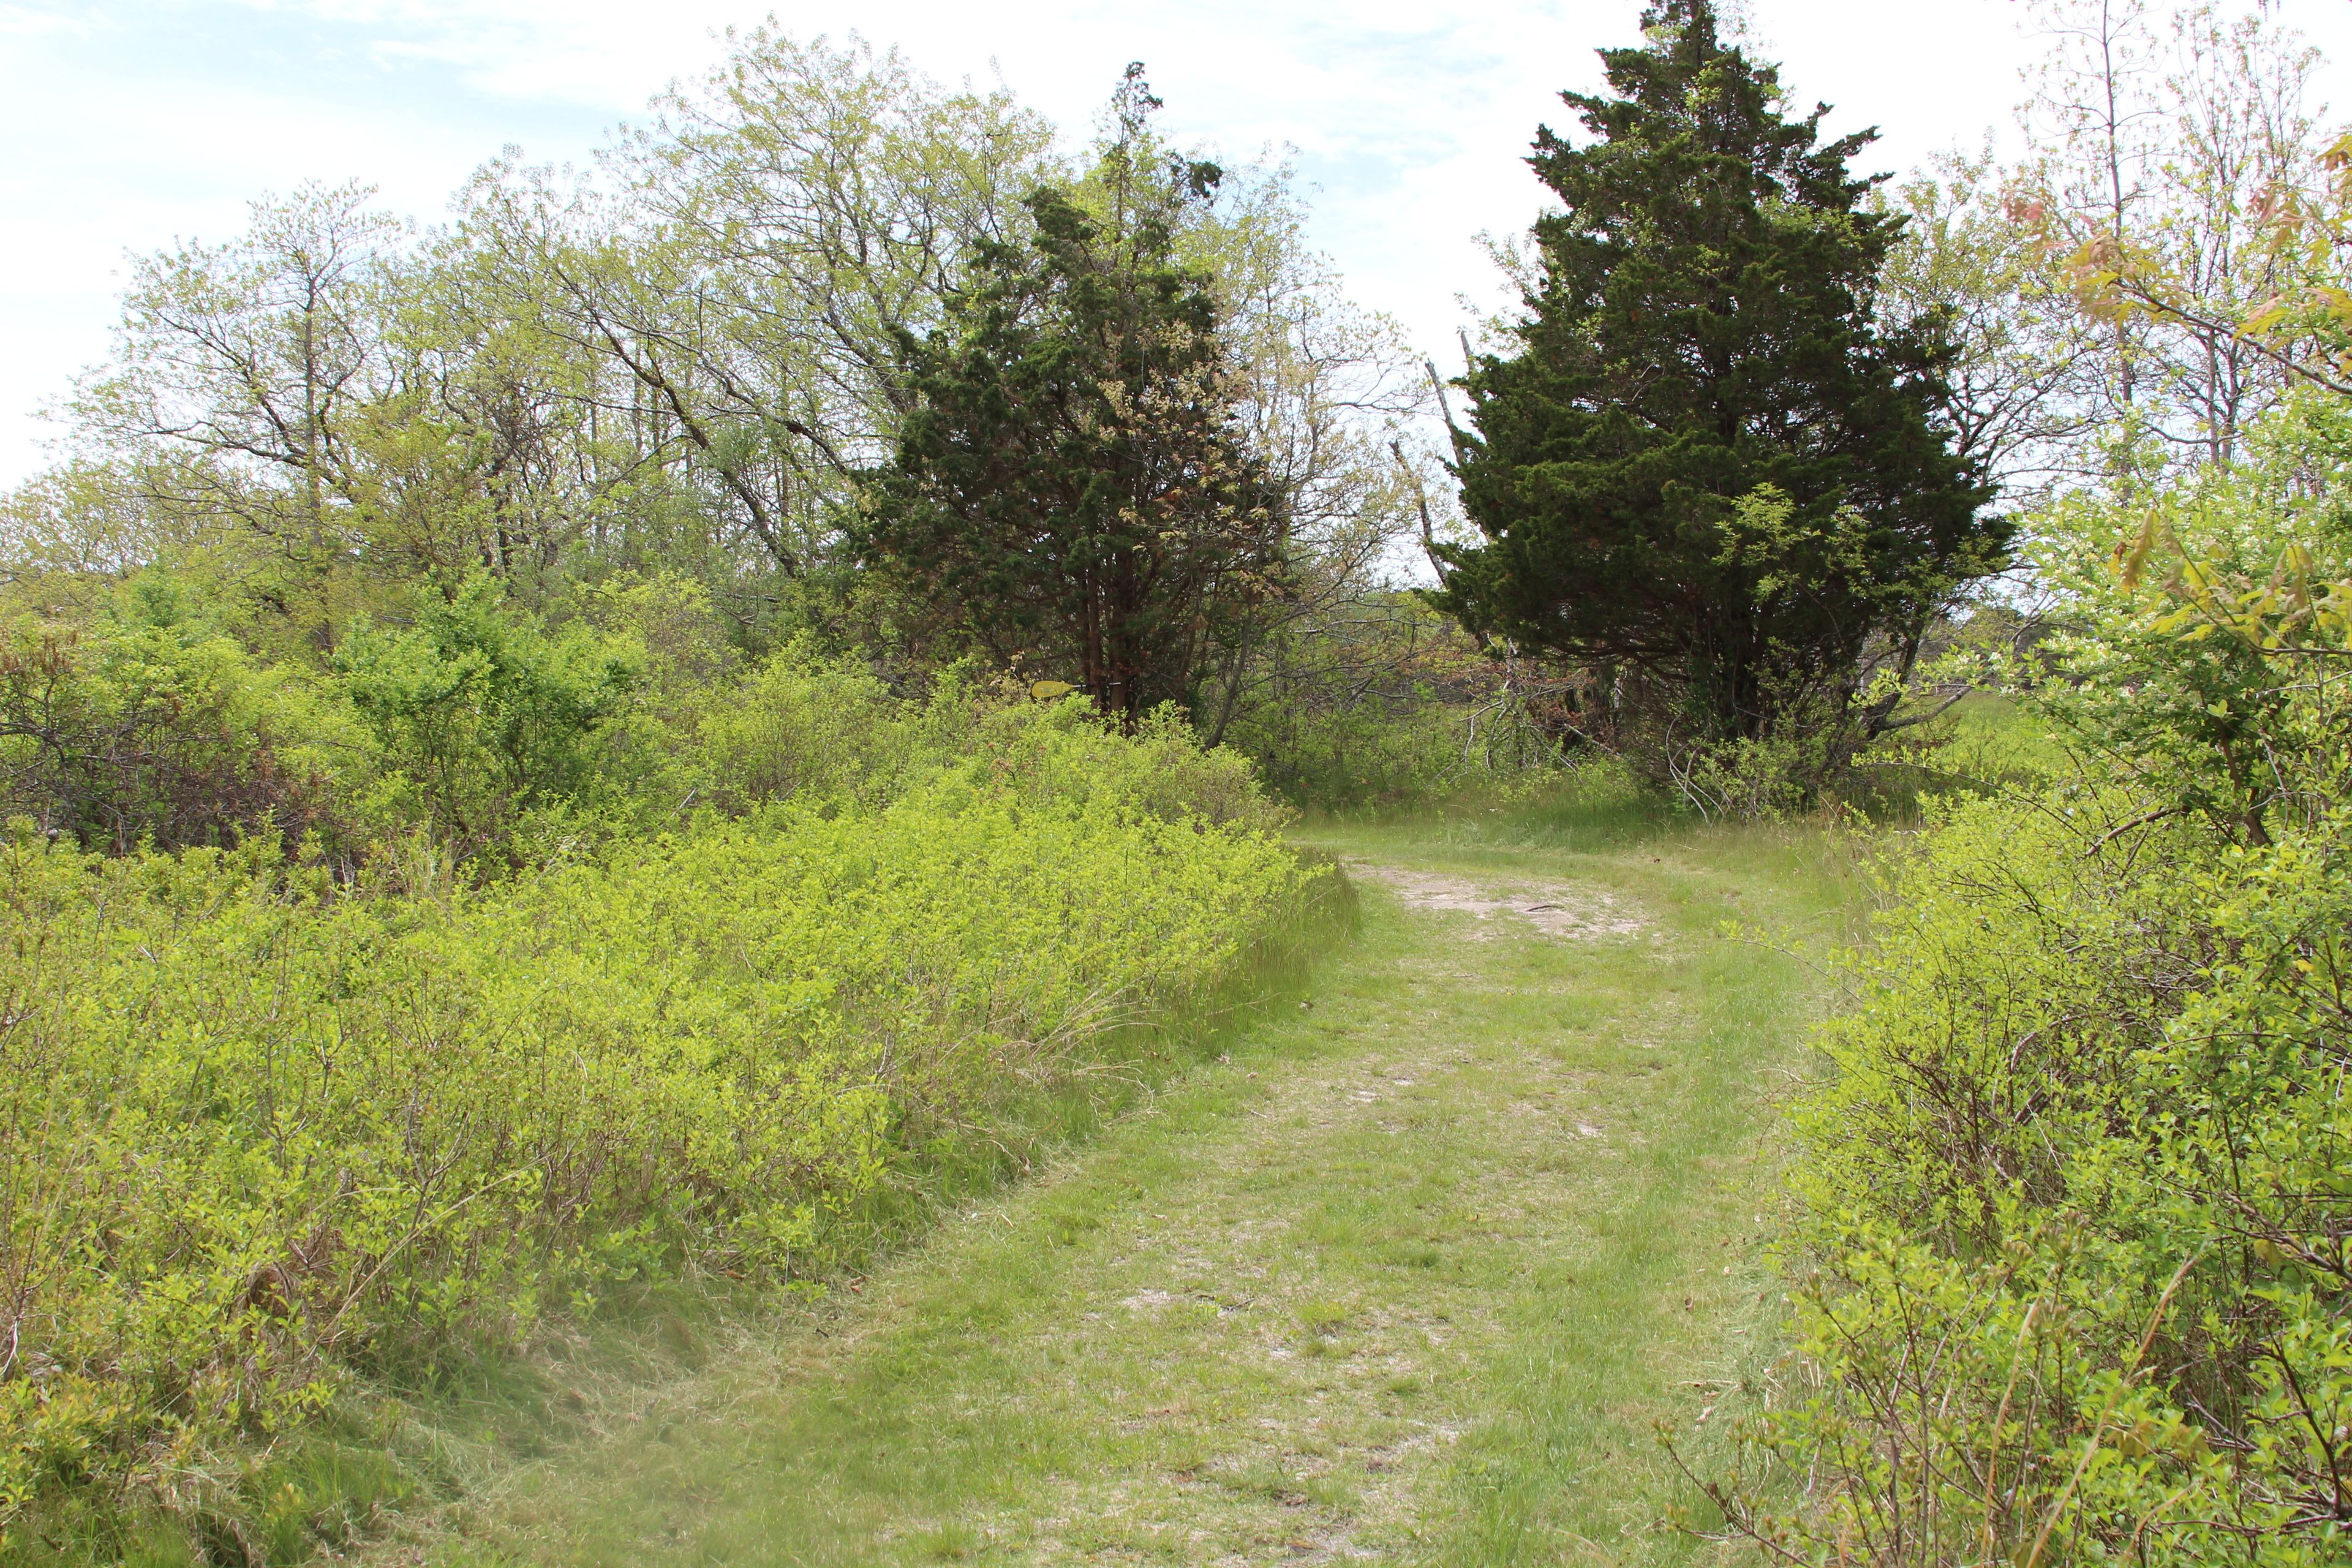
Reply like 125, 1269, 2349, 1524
1434, 0, 2007, 744
856, 69, 1287, 726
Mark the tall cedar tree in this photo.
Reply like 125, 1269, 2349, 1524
1434, 0, 2007, 742
858, 74, 1286, 725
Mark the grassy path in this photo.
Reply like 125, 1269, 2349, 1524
412, 810, 1854, 1567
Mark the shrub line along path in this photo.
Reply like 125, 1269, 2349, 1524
402, 815, 1847, 1568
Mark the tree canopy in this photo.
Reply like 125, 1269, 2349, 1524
1433, 0, 2007, 745
857, 71, 1289, 726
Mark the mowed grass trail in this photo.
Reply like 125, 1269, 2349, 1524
397, 807, 1858, 1567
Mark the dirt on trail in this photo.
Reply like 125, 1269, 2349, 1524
1342, 862, 1648, 941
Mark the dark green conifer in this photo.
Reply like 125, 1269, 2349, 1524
1434, 0, 2007, 742
858, 69, 1285, 725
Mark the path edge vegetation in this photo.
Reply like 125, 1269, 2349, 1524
367, 785, 1866, 1568
0, 695, 1349, 1567
372, 850, 1370, 1568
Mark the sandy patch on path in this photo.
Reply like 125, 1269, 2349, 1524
1345, 862, 1646, 940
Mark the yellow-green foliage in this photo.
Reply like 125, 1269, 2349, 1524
0, 737, 1305, 1538
1735, 787, 2352, 1566
696, 658, 1288, 831
0, 589, 362, 857
1712, 412, 2352, 1565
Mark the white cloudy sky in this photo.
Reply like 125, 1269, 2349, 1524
6, 0, 2352, 484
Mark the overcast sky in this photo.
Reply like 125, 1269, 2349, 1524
7, 0, 2352, 484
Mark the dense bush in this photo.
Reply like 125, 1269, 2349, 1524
1705, 409, 2352, 1563
333, 575, 644, 859
0, 584, 350, 856
0, 646, 1308, 1550
694, 655, 1286, 830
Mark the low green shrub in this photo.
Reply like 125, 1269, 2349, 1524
1715, 786, 2352, 1565
0, 587, 356, 858
334, 575, 644, 860
696, 657, 1286, 832
1701, 413, 2352, 1564
0, 736, 1306, 1550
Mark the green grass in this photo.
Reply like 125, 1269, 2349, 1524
1844, 691, 2073, 813
355, 798, 1860, 1567
1936, 691, 2070, 781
